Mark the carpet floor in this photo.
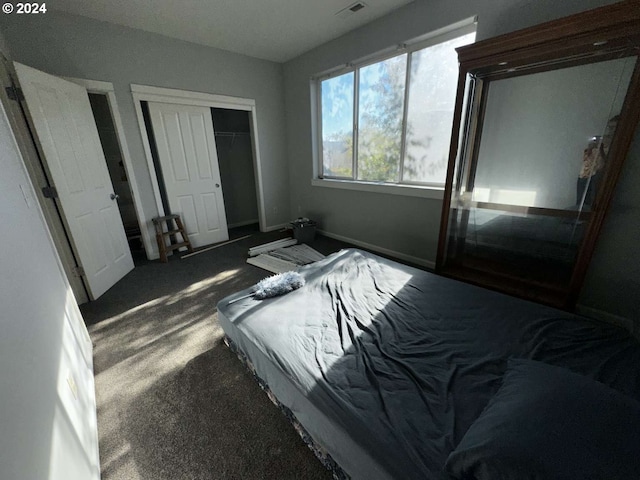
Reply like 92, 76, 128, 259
80, 226, 351, 480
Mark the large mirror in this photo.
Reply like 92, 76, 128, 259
437, 2, 640, 308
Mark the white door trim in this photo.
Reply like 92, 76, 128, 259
131, 84, 267, 237
65, 77, 154, 260
131, 84, 255, 109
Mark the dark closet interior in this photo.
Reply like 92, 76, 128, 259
211, 108, 258, 228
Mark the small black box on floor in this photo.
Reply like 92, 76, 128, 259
290, 218, 317, 244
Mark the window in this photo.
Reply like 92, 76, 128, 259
317, 25, 476, 188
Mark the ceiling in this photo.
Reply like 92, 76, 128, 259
50, 0, 414, 63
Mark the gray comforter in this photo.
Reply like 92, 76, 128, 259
218, 249, 640, 479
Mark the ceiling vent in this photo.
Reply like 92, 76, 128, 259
336, 2, 367, 19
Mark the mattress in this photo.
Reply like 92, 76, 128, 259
217, 248, 640, 479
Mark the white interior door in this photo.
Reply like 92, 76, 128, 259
15, 62, 134, 300
148, 102, 229, 248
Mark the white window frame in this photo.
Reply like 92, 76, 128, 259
311, 18, 477, 199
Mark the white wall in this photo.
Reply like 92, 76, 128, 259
0, 10, 292, 259
0, 40, 100, 478
283, 0, 640, 321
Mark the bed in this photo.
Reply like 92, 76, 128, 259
217, 248, 640, 479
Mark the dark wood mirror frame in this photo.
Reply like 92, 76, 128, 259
436, 0, 640, 309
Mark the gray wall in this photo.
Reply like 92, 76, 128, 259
0, 10, 291, 258
2, 2, 638, 321
283, 0, 621, 264
581, 128, 640, 324
283, 0, 640, 321
0, 24, 10, 56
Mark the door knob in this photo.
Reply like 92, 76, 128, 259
110, 193, 120, 201
215, 183, 220, 188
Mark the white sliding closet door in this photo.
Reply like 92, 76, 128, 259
148, 102, 228, 248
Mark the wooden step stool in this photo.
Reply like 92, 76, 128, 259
152, 214, 194, 263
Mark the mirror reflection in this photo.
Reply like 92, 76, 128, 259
473, 56, 634, 210
450, 55, 636, 285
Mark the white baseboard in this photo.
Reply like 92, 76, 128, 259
264, 223, 290, 233
227, 219, 259, 229
318, 229, 435, 269
576, 305, 637, 336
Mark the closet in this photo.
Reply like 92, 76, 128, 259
211, 108, 259, 229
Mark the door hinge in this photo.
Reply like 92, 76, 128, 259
5, 85, 24, 102
42, 185, 59, 199
72, 265, 85, 277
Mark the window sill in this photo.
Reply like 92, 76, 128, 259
311, 178, 445, 200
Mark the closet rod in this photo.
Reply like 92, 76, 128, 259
214, 131, 250, 136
